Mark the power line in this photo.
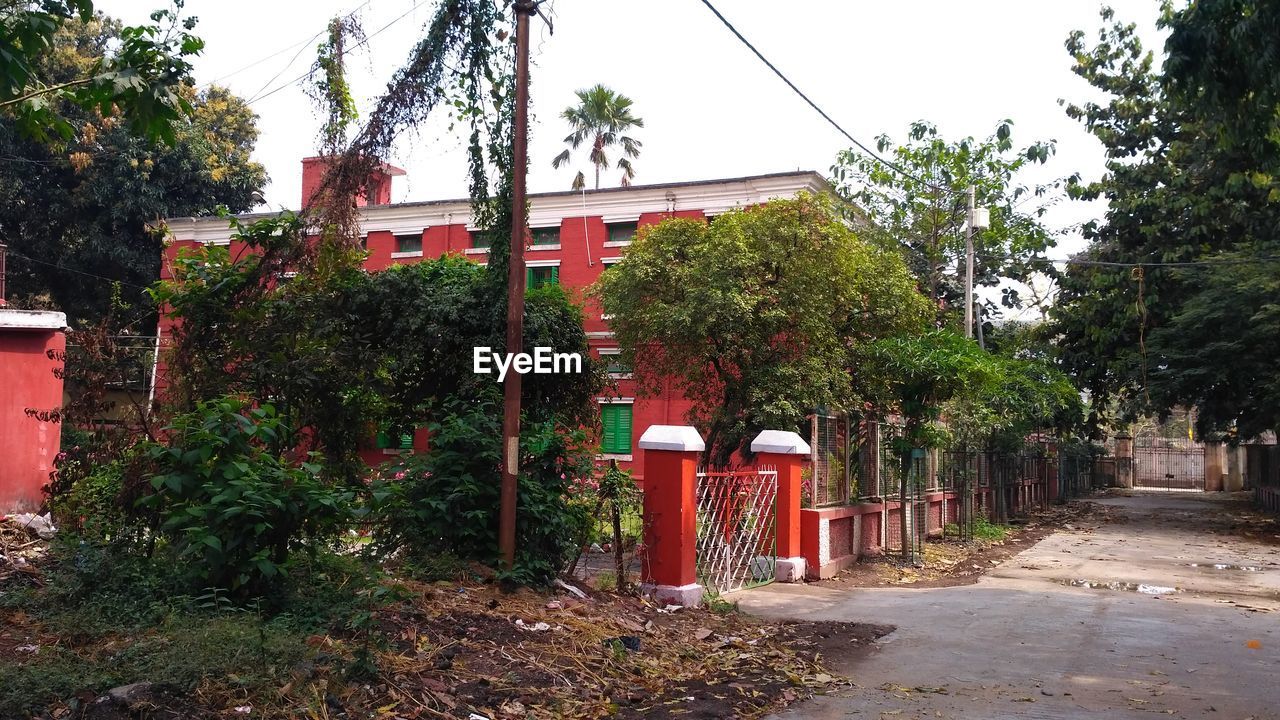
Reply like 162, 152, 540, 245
203, 0, 376, 88
697, 0, 960, 197
248, 0, 430, 106
7, 250, 150, 291
976, 251, 1280, 269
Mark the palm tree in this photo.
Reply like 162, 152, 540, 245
551, 84, 644, 191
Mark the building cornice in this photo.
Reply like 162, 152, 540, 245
164, 171, 831, 245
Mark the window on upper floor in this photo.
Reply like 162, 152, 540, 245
395, 232, 423, 255
531, 226, 560, 246
471, 230, 489, 249
607, 222, 637, 244
598, 349, 630, 377
527, 265, 559, 289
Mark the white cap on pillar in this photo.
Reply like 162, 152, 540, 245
638, 425, 705, 452
750, 430, 811, 455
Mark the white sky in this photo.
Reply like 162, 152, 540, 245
98, 0, 1169, 268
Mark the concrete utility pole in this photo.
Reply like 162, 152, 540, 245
500, 0, 537, 569
964, 185, 975, 339
963, 186, 989, 340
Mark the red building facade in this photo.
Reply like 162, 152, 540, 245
160, 162, 828, 480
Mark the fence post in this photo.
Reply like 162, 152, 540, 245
751, 430, 811, 582
1115, 432, 1134, 488
1204, 441, 1225, 492
638, 425, 705, 607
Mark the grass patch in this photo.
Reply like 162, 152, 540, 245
0, 540, 381, 717
943, 516, 1011, 541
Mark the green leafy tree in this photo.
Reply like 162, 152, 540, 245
1051, 4, 1280, 437
0, 14, 265, 324
862, 329, 1001, 559
153, 214, 602, 484
830, 121, 1059, 328
596, 193, 931, 465
550, 83, 643, 191
0, 1, 203, 143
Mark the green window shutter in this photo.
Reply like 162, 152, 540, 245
601, 404, 633, 454
550, 266, 559, 285
526, 267, 534, 288
616, 405, 632, 453
399, 432, 414, 450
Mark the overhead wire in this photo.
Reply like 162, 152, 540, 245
696, 0, 962, 198
202, 0, 376, 88
7, 249, 150, 291
247, 0, 431, 106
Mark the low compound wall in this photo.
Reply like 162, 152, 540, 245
801, 479, 1052, 580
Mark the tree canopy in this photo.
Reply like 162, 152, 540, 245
1051, 3, 1280, 438
0, 0, 203, 144
595, 193, 931, 465
830, 121, 1060, 328
0, 14, 264, 325
550, 84, 643, 191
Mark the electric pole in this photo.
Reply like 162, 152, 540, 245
499, 0, 536, 569
964, 185, 975, 339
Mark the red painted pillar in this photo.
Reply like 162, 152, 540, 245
751, 430, 811, 582
0, 310, 67, 513
638, 425, 704, 607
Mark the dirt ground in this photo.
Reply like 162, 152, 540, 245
740, 491, 1280, 719
0, 560, 890, 720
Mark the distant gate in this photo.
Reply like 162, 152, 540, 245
1134, 435, 1204, 491
695, 466, 778, 594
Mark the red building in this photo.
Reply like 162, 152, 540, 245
159, 160, 828, 480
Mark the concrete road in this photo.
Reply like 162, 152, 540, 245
740, 492, 1280, 719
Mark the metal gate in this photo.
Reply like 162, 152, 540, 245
695, 466, 777, 594
1134, 436, 1204, 491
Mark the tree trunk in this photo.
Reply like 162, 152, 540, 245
612, 501, 626, 591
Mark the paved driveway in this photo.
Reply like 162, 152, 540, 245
739, 492, 1280, 719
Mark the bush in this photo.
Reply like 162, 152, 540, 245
371, 397, 594, 585
140, 397, 357, 595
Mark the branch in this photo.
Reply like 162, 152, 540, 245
0, 77, 96, 109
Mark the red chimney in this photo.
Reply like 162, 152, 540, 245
300, 156, 406, 210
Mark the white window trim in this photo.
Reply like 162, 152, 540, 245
597, 397, 635, 404
526, 259, 561, 268
586, 331, 615, 339
390, 250, 424, 259
528, 243, 561, 251
597, 453, 633, 462
601, 256, 623, 265
464, 247, 488, 255
603, 240, 632, 248
601, 213, 641, 223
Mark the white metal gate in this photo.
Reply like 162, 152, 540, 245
695, 466, 778, 594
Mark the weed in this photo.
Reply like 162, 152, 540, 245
703, 591, 738, 614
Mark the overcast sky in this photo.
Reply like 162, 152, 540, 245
99, 0, 1168, 265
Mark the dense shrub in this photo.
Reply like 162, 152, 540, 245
140, 397, 356, 594
371, 397, 595, 585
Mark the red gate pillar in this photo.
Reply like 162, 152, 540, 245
638, 425, 704, 607
751, 430, 811, 583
